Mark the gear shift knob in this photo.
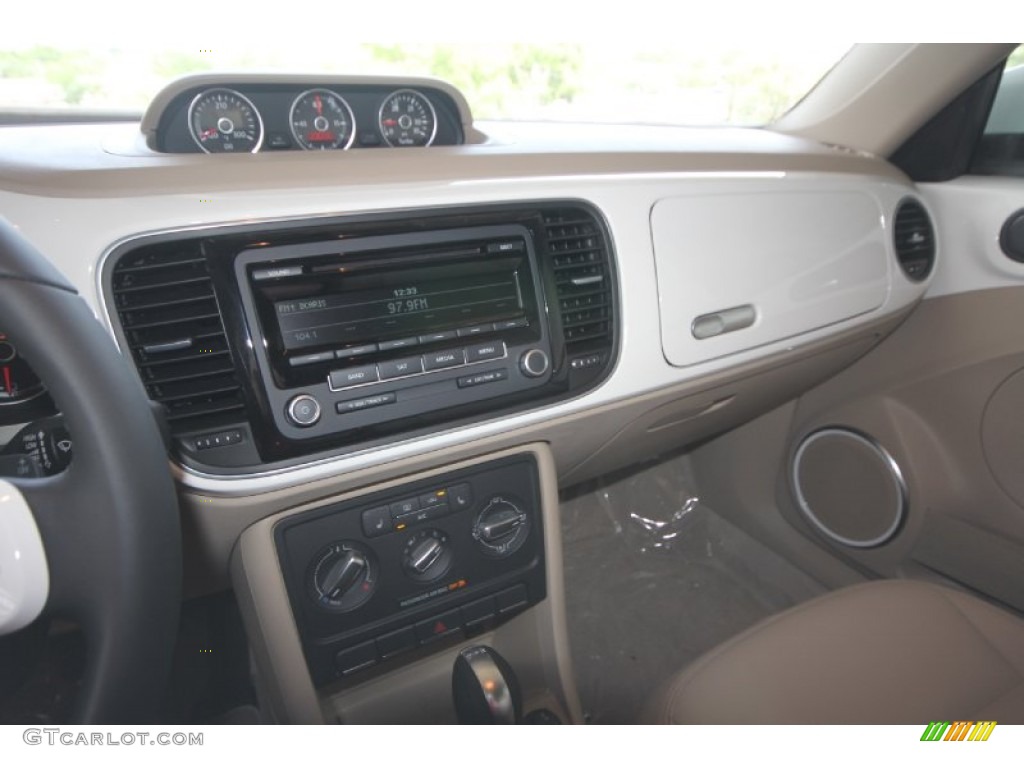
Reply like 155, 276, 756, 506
452, 645, 522, 724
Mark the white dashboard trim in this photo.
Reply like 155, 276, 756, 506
0, 134, 926, 496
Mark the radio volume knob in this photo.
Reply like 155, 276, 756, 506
519, 349, 550, 378
287, 394, 322, 427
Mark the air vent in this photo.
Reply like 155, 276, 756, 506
893, 198, 936, 281
110, 244, 245, 435
541, 207, 614, 353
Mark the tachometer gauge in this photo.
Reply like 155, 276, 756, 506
188, 88, 263, 153
290, 89, 356, 151
0, 335, 44, 406
378, 89, 438, 147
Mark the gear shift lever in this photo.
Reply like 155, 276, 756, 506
452, 645, 522, 724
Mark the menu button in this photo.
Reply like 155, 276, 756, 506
466, 341, 505, 363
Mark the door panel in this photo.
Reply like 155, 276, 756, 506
692, 176, 1024, 610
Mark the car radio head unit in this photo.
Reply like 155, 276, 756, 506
236, 224, 554, 443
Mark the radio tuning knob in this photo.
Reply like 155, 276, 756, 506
519, 349, 550, 378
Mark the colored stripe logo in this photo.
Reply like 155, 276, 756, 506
920, 721, 997, 741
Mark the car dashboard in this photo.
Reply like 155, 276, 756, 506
0, 74, 936, 724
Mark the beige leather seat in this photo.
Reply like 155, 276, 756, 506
646, 579, 1024, 724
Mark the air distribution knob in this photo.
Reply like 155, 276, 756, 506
401, 529, 453, 582
472, 496, 530, 557
519, 348, 550, 378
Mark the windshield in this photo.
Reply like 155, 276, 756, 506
0, 12, 849, 126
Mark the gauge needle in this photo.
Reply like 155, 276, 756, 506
2, 366, 11, 395
383, 119, 397, 127
315, 95, 323, 115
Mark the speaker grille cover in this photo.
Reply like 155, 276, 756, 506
792, 428, 906, 548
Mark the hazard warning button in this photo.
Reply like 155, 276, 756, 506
414, 609, 462, 645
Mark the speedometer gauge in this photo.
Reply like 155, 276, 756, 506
188, 88, 263, 153
290, 89, 356, 151
378, 89, 437, 147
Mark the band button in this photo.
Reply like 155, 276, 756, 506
329, 364, 380, 389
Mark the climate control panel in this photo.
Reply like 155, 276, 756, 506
275, 454, 546, 686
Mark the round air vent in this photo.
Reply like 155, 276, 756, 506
893, 198, 936, 282
791, 428, 907, 548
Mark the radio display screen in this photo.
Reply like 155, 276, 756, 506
274, 267, 523, 352
238, 225, 542, 388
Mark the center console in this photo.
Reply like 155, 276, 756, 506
275, 454, 546, 687
230, 443, 582, 724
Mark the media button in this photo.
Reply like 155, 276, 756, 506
418, 331, 458, 345
423, 348, 466, 371
328, 365, 379, 390
378, 356, 424, 380
379, 337, 418, 352
466, 341, 506, 363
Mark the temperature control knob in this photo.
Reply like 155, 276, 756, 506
402, 529, 453, 582
472, 496, 530, 557
519, 349, 550, 378
309, 542, 377, 612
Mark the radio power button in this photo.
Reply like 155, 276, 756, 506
287, 394, 322, 427
519, 349, 550, 378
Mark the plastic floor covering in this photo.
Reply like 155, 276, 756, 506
560, 453, 825, 724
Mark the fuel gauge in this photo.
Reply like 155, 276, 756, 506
379, 89, 437, 147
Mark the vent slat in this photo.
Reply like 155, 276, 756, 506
893, 199, 936, 283
114, 255, 207, 273
111, 247, 245, 436
150, 379, 241, 403
542, 208, 614, 355
165, 399, 247, 423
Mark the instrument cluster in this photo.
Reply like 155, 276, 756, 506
154, 82, 462, 153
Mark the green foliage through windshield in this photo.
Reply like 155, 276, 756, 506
0, 43, 848, 126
